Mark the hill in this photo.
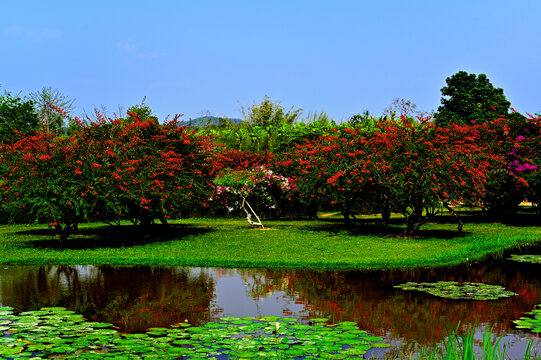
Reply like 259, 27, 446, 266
180, 116, 243, 128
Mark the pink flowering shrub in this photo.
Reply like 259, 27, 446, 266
210, 166, 296, 218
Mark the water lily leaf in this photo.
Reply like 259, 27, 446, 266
394, 281, 517, 300
308, 318, 329, 323
508, 254, 541, 264
513, 304, 541, 333
85, 322, 113, 328
0, 346, 25, 355
220, 316, 241, 322
171, 322, 191, 328
2, 311, 390, 359
259, 316, 281, 322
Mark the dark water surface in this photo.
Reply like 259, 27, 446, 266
1, 244, 540, 357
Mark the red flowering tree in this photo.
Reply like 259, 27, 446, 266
292, 117, 492, 234
369, 118, 492, 234
474, 113, 541, 216
289, 127, 382, 223
0, 113, 214, 242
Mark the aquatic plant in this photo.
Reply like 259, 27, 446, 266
386, 323, 540, 360
513, 304, 541, 333
394, 281, 517, 300
508, 254, 541, 264
0, 307, 389, 359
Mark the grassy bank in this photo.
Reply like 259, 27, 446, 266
1, 212, 540, 270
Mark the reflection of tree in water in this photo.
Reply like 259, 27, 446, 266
0, 265, 214, 332
237, 258, 541, 346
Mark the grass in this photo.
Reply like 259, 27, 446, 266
385, 323, 541, 359
1, 209, 540, 270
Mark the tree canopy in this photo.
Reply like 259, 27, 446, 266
241, 95, 302, 127
0, 91, 40, 143
434, 71, 510, 126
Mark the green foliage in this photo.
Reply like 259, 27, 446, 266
435, 71, 510, 126
0, 91, 40, 143
241, 95, 302, 127
301, 110, 334, 125
198, 116, 337, 153
348, 111, 379, 132
407, 324, 522, 360
123, 96, 159, 124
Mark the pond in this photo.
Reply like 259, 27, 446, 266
1, 244, 540, 358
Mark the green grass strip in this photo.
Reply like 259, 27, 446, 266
0, 215, 540, 270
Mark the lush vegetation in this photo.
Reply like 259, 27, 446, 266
434, 71, 511, 126
0, 70, 540, 250
0, 72, 540, 360
0, 91, 40, 143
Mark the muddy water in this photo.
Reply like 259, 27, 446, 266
0, 244, 540, 357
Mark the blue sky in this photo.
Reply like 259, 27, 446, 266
2, 0, 540, 122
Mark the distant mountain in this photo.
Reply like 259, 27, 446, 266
179, 116, 243, 128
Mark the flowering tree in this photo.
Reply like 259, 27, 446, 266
289, 127, 382, 223
210, 166, 296, 225
370, 118, 492, 234
0, 113, 214, 242
292, 117, 493, 234
472, 113, 540, 216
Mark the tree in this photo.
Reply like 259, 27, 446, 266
30, 86, 75, 134
475, 114, 540, 217
0, 91, 40, 143
241, 95, 302, 127
370, 118, 492, 234
0, 115, 214, 243
434, 71, 510, 126
383, 98, 419, 119
123, 97, 159, 124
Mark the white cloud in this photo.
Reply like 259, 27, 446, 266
4, 24, 62, 41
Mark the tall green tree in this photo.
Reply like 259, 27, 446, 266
30, 86, 75, 134
434, 71, 510, 126
124, 97, 159, 124
0, 92, 40, 143
241, 95, 302, 127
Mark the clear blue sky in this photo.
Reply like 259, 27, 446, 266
2, 0, 540, 122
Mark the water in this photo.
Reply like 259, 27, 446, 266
1, 244, 540, 357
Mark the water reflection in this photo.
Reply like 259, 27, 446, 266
0, 245, 540, 354
0, 265, 214, 332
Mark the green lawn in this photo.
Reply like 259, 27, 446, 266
1, 212, 540, 270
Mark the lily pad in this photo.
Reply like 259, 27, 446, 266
394, 281, 517, 300
513, 304, 541, 333
0, 308, 390, 359
508, 254, 541, 264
